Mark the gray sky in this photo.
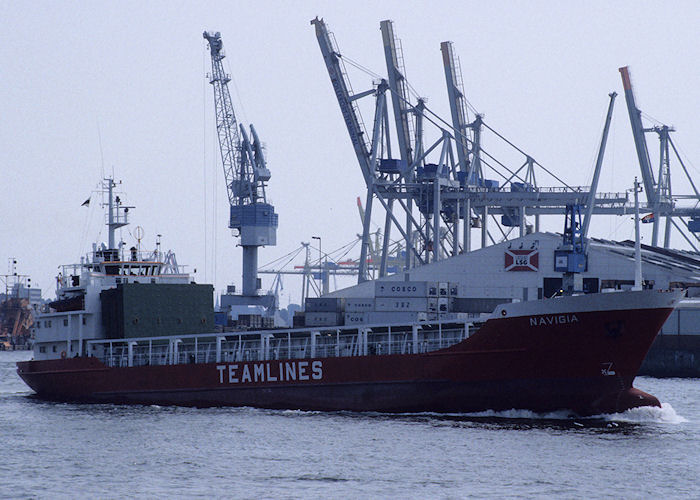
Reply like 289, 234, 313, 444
2, 1, 699, 304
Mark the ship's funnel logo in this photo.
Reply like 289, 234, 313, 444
504, 249, 539, 272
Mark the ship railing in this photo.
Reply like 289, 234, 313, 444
88, 321, 478, 368
58, 264, 83, 276
57, 264, 83, 290
85, 248, 173, 266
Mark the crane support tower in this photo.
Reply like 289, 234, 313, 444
204, 31, 278, 299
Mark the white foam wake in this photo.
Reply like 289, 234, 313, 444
462, 402, 688, 424
464, 408, 577, 420
602, 402, 687, 424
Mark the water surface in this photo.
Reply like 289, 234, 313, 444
2, 351, 698, 498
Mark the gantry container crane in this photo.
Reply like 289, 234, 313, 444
203, 31, 278, 305
312, 18, 630, 285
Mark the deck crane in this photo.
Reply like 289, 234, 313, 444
204, 31, 278, 304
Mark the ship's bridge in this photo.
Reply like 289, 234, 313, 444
86, 250, 165, 278
57, 247, 189, 292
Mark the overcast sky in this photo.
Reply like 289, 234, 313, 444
2, 1, 699, 303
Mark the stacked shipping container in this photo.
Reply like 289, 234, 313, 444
301, 282, 465, 327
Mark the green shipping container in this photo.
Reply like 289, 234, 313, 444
101, 283, 214, 339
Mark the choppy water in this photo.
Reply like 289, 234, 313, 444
1, 350, 699, 498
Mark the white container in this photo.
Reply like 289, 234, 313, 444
305, 297, 345, 313
375, 297, 429, 312
375, 281, 428, 298
344, 312, 368, 325
305, 312, 342, 327
345, 298, 375, 313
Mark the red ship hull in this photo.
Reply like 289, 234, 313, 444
17, 293, 677, 415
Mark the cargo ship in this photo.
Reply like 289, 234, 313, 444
16, 180, 683, 415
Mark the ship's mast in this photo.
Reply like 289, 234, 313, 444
633, 177, 643, 290
104, 178, 129, 252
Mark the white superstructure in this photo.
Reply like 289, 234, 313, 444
33, 178, 190, 360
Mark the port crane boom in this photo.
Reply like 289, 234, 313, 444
619, 67, 656, 208
311, 18, 373, 185
619, 66, 700, 248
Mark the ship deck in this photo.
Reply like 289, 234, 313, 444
86, 320, 477, 369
